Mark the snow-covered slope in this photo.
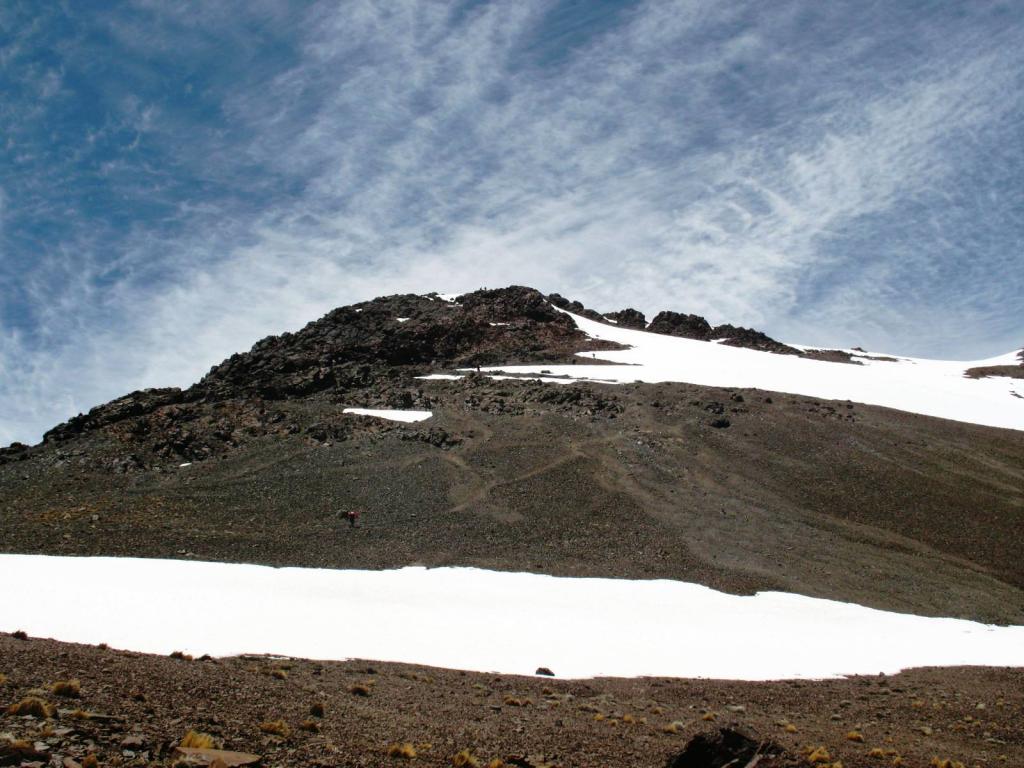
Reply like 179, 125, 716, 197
476, 310, 1024, 431
3, 555, 1023, 681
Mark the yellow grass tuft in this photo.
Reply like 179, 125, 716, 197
170, 650, 193, 661
662, 721, 685, 734
592, 713, 605, 722
259, 719, 291, 738
805, 746, 831, 764
784, 723, 798, 733
929, 760, 966, 768
868, 748, 887, 759
6, 697, 56, 718
891, 758, 904, 767
67, 708, 95, 720
0, 673, 6, 685
271, 669, 288, 680
299, 718, 321, 733
81, 755, 99, 768
701, 711, 716, 721
846, 731, 865, 742
486, 761, 504, 768
180, 731, 217, 749
452, 749, 482, 767
387, 742, 417, 759
503, 696, 531, 707
3, 738, 32, 750
50, 679, 81, 698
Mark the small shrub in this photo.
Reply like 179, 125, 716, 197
259, 719, 291, 737
452, 749, 481, 767
179, 731, 216, 749
81, 755, 99, 768
50, 679, 81, 698
350, 683, 372, 697
170, 651, 193, 661
12, 630, 28, 640
387, 742, 417, 759
6, 697, 55, 718
309, 701, 325, 717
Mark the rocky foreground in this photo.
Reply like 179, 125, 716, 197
2, 633, 1022, 767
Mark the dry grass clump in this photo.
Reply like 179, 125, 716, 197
701, 711, 716, 721
169, 650, 193, 661
67, 708, 95, 720
270, 668, 288, 680
2, 738, 33, 750
50, 679, 81, 698
486, 761, 504, 768
179, 730, 217, 749
309, 701, 325, 717
502, 696, 531, 707
259, 719, 291, 738
350, 683, 372, 697
81, 755, 99, 768
0, 673, 6, 685
805, 746, 832, 764
661, 721, 685, 734
452, 749, 482, 767
299, 718, 321, 733
387, 742, 417, 759
929, 760, 966, 768
6, 697, 56, 718
785, 723, 799, 733
845, 731, 864, 742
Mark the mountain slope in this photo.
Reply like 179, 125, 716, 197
2, 287, 1023, 625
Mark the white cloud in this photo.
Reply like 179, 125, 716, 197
1, 0, 1022, 444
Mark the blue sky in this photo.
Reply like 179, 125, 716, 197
1, 1, 1022, 445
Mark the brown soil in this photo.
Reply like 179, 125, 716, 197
2, 633, 1021, 767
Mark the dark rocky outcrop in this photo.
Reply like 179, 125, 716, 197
965, 349, 1024, 379
647, 312, 801, 355
647, 311, 714, 340
603, 308, 646, 329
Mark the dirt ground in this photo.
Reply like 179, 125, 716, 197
1, 633, 1021, 768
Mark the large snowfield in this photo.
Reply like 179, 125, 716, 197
476, 311, 1024, 431
3, 555, 1023, 681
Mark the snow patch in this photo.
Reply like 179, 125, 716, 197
1, 556, 1022, 681
396, 317, 410, 323
479, 310, 1024, 431
342, 408, 432, 423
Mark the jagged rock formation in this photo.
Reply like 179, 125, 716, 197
603, 308, 647, 329
646, 311, 801, 355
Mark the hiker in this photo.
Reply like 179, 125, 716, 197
346, 509, 360, 528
